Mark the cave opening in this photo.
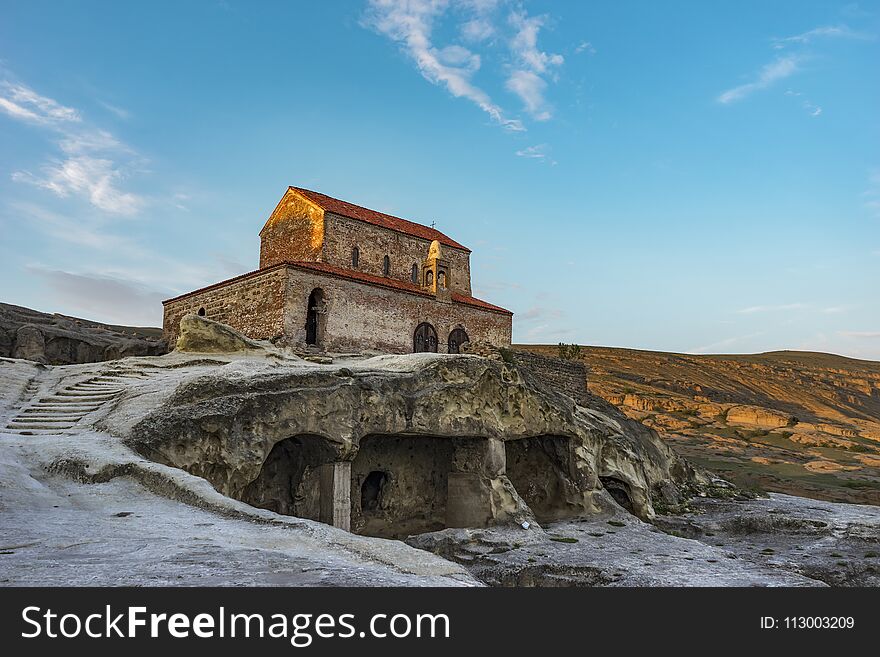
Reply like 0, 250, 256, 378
241, 434, 337, 521
360, 470, 387, 512
505, 435, 575, 523
599, 476, 635, 514
351, 435, 488, 539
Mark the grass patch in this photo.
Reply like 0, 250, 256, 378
549, 536, 579, 544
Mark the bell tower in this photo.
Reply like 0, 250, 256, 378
421, 240, 451, 303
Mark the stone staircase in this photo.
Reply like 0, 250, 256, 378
3, 367, 156, 435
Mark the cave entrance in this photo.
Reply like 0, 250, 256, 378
599, 476, 634, 514
361, 471, 387, 511
505, 436, 575, 523
351, 435, 487, 538
241, 434, 337, 521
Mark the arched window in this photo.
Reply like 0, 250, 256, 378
352, 246, 360, 268
413, 322, 438, 353
448, 327, 469, 354
383, 255, 390, 276
197, 307, 206, 316
425, 270, 433, 286
411, 263, 418, 284
438, 271, 446, 288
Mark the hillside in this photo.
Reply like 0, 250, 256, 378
0, 303, 166, 365
515, 345, 880, 505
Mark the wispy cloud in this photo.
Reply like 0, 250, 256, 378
0, 81, 80, 125
772, 24, 873, 48
13, 156, 143, 216
717, 56, 800, 104
691, 331, 766, 354
1, 76, 145, 215
459, 0, 499, 42
574, 41, 595, 55
736, 302, 807, 314
521, 305, 563, 321
96, 99, 131, 120
364, 0, 524, 131
506, 9, 563, 120
838, 330, 880, 339
27, 266, 168, 326
515, 143, 556, 164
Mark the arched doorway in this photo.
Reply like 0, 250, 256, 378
306, 288, 325, 346
447, 327, 469, 354
413, 322, 438, 353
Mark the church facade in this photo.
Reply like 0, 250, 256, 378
162, 187, 513, 353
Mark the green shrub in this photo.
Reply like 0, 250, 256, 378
557, 343, 582, 361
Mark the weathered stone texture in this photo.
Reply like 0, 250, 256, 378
124, 353, 703, 538
321, 213, 472, 296
259, 191, 324, 268
163, 266, 287, 345
283, 268, 510, 353
509, 350, 589, 406
0, 302, 166, 365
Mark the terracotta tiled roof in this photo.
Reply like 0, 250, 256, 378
163, 261, 512, 316
290, 186, 470, 252
288, 261, 512, 315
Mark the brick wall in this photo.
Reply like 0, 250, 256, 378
321, 213, 473, 296
284, 267, 509, 353
509, 349, 589, 405
162, 266, 288, 345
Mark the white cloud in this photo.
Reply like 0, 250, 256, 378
574, 41, 596, 55
508, 10, 563, 74
515, 143, 555, 164
736, 302, 807, 314
506, 70, 550, 120
717, 56, 800, 104
506, 9, 563, 119
0, 81, 80, 125
364, 0, 524, 131
13, 156, 142, 216
772, 24, 872, 48
1, 77, 145, 215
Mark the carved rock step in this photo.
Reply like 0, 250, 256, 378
52, 391, 120, 399
6, 422, 75, 430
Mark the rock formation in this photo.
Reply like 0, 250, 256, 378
0, 303, 167, 365
122, 336, 704, 538
175, 313, 277, 354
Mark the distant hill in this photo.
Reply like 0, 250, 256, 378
515, 344, 880, 505
0, 303, 166, 365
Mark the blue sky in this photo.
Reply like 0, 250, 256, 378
1, 0, 879, 358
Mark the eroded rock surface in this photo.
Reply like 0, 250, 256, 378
0, 303, 166, 365
2, 349, 878, 587
175, 313, 281, 355
122, 352, 706, 538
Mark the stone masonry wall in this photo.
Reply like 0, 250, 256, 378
162, 266, 288, 345
509, 350, 589, 406
259, 190, 324, 268
321, 213, 473, 297
284, 267, 510, 353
